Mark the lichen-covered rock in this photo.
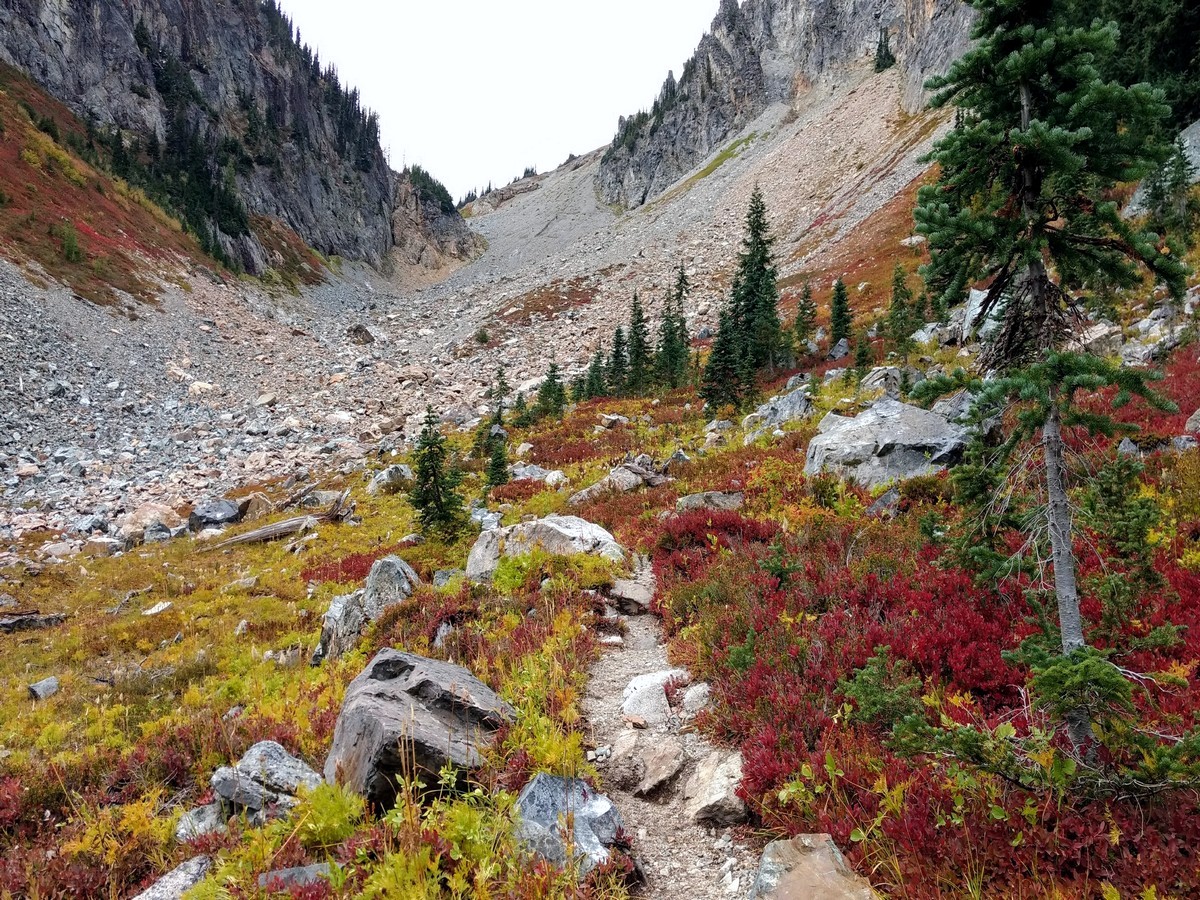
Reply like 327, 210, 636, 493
211, 740, 321, 814
514, 774, 626, 874
465, 515, 625, 581
676, 491, 745, 513
324, 650, 515, 807
130, 856, 211, 900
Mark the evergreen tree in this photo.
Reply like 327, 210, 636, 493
731, 186, 783, 373
830, 278, 852, 345
700, 304, 744, 409
486, 437, 509, 489
874, 28, 896, 72
511, 391, 532, 428
914, 0, 1186, 752
570, 372, 588, 403
488, 365, 509, 426
793, 281, 817, 350
887, 265, 915, 356
1147, 137, 1199, 247
607, 327, 629, 395
853, 329, 874, 378
626, 292, 654, 395
656, 265, 691, 388
408, 406, 466, 538
585, 348, 608, 399
535, 363, 567, 418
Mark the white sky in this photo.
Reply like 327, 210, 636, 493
280, 0, 718, 200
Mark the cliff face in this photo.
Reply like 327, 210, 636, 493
0, 0, 394, 272
391, 173, 485, 275
597, 0, 974, 209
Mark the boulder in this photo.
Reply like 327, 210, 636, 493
804, 398, 967, 489
514, 774, 626, 874
117, 502, 182, 542
859, 366, 903, 397
682, 682, 711, 715
1186, 408, 1200, 434
466, 515, 624, 581
568, 459, 666, 505
683, 751, 746, 825
175, 802, 225, 842
367, 465, 414, 496
511, 463, 568, 488
634, 737, 685, 796
188, 499, 242, 532
1069, 321, 1124, 357
130, 856, 211, 900
28, 676, 59, 700
238, 492, 274, 522
676, 491, 745, 513
828, 338, 850, 361
743, 386, 814, 443
324, 650, 515, 806
749, 834, 876, 899
607, 578, 654, 615
2, 612, 65, 634
211, 741, 321, 815
314, 556, 421, 663
471, 507, 503, 532
621, 682, 671, 725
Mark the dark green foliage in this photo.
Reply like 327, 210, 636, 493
656, 265, 691, 389
1062, 0, 1200, 126
730, 187, 783, 373
584, 349, 608, 400
408, 165, 456, 215
700, 305, 744, 409
607, 327, 628, 394
793, 281, 817, 349
915, 0, 1187, 368
853, 329, 873, 377
625, 293, 654, 395
874, 28, 896, 73
887, 265, 915, 355
829, 278, 852, 345
511, 392, 533, 428
486, 439, 510, 489
1080, 456, 1163, 591
1144, 137, 1199, 247
54, 223, 84, 264
408, 407, 466, 538
475, 327, 490, 345
534, 363, 567, 418
487, 366, 510, 424
839, 646, 922, 728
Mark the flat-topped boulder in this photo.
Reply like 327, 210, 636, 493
466, 515, 625, 581
324, 650, 515, 807
804, 397, 967, 489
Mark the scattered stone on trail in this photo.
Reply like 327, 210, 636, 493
634, 736, 685, 796
465, 515, 624, 581
607, 578, 653, 615
682, 682, 711, 715
367, 464, 414, 496
683, 751, 747, 826
28, 675, 59, 700
748, 833, 877, 899
324, 649, 515, 806
175, 802, 226, 842
211, 740, 321, 815
742, 385, 814, 443
258, 863, 331, 890
804, 397, 968, 488
188, 499, 242, 532
621, 681, 671, 726
313, 556, 420, 663
130, 856, 212, 900
514, 774, 628, 875
676, 491, 745, 513
623, 669, 689, 700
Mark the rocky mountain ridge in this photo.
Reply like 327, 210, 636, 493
597, 0, 973, 209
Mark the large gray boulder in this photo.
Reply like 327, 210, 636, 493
324, 650, 515, 806
804, 398, 967, 488
749, 834, 876, 899
568, 460, 666, 506
514, 774, 626, 874
466, 515, 625, 582
211, 740, 322, 815
313, 556, 421, 663
683, 750, 747, 825
742, 385, 814, 443
676, 491, 745, 513
367, 465, 414, 496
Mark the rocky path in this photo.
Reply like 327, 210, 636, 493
584, 568, 759, 899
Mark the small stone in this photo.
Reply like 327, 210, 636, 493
28, 676, 59, 700
143, 601, 173, 617
130, 856, 211, 900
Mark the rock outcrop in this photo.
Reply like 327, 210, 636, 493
324, 650, 515, 806
391, 171, 485, 275
313, 556, 421, 663
597, 0, 974, 208
465, 515, 625, 581
804, 397, 967, 488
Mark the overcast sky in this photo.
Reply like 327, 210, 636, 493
281, 0, 718, 200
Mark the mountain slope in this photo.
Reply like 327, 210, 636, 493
0, 0, 393, 273
597, 0, 973, 209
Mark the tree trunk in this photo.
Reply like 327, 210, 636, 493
1042, 384, 1094, 752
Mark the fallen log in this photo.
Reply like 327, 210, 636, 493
204, 491, 353, 553
0, 610, 67, 633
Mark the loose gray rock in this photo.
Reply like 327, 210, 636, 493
313, 556, 421, 663
634, 737, 685, 796
324, 650, 515, 806
188, 499, 242, 532
683, 751, 747, 825
749, 833, 876, 899
367, 464, 414, 496
1186, 408, 1200, 434
466, 515, 624, 581
175, 803, 226, 842
805, 397, 967, 488
828, 338, 850, 361
676, 491, 745, 513
130, 856, 212, 900
258, 863, 331, 890
211, 740, 321, 814
514, 774, 626, 874
621, 682, 671, 726
28, 676, 59, 700
742, 385, 814, 443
